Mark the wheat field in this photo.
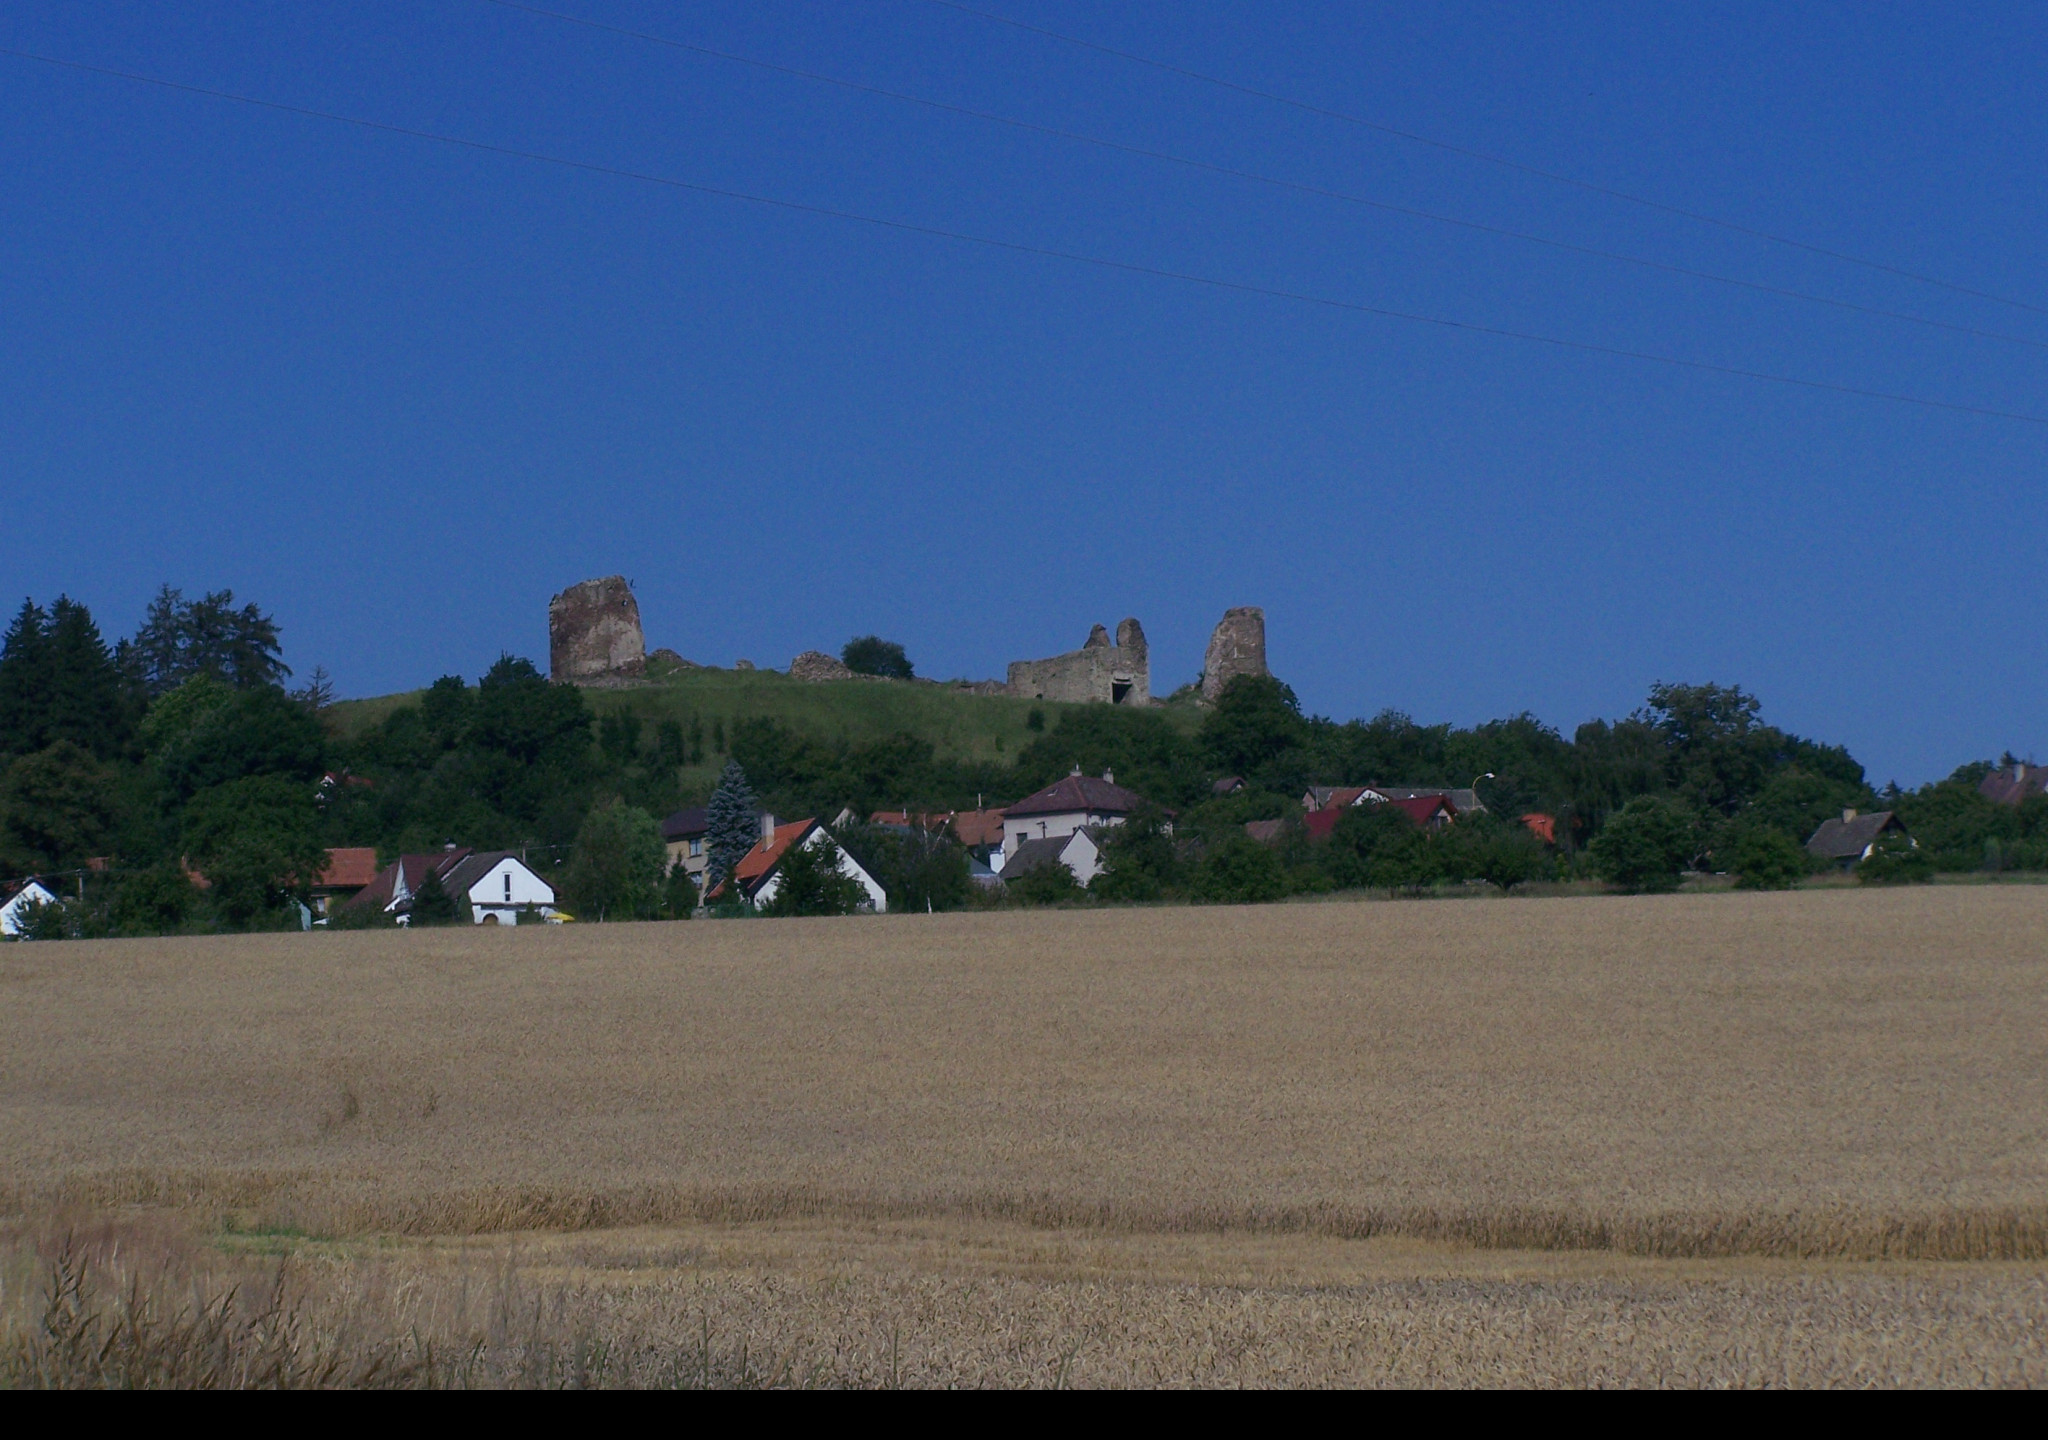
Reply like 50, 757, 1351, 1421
5, 886, 2047, 1385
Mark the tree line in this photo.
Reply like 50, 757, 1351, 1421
4, 593, 2041, 934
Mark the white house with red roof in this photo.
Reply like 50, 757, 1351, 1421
713, 816, 888, 912
1000, 768, 1153, 861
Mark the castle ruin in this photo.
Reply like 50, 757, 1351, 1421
1007, 618, 1150, 706
1201, 607, 1268, 701
548, 576, 646, 684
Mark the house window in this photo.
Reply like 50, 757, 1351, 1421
690, 838, 704, 857
503, 873, 513, 902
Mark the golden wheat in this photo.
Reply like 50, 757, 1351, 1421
8, 885, 2048, 1383
6, 886, 2047, 1260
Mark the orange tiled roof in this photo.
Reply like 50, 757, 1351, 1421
317, 847, 381, 889
731, 819, 818, 890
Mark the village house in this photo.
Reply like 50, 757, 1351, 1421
310, 847, 379, 921
0, 878, 60, 937
1805, 809, 1912, 869
713, 816, 887, 912
1303, 784, 1484, 815
344, 847, 560, 924
1979, 762, 2048, 806
1000, 769, 1152, 864
660, 806, 710, 885
1003, 828, 1110, 888
1301, 792, 1459, 840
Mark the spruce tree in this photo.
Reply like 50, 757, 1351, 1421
408, 866, 460, 926
705, 760, 760, 887
0, 599, 53, 759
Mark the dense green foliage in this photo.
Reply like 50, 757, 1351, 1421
10, 585, 2048, 938
758, 835, 871, 916
841, 636, 915, 681
562, 799, 667, 921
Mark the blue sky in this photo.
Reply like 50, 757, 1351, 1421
3, 1, 2043, 786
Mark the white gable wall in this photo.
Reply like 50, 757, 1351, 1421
0, 881, 60, 937
1057, 830, 1107, 887
464, 858, 556, 925
752, 828, 888, 913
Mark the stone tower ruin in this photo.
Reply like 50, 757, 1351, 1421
1008, 618, 1150, 705
548, 576, 646, 684
1201, 607, 1268, 701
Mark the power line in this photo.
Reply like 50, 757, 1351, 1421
5, 45, 2043, 427
476, 0, 2047, 353
920, 0, 2048, 318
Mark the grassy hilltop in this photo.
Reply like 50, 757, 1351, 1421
329, 666, 1201, 800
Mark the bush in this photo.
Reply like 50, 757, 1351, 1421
1004, 858, 1086, 906
1191, 834, 1285, 905
758, 836, 869, 916
1728, 827, 1809, 890
1091, 808, 1182, 902
1858, 831, 1933, 886
840, 636, 914, 681
9, 894, 74, 941
1589, 796, 1697, 894
407, 867, 461, 926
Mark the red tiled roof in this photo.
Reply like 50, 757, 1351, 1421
724, 820, 819, 897
1389, 794, 1455, 825
1521, 813, 1557, 844
317, 847, 380, 890
1004, 773, 1148, 819
949, 809, 1008, 848
1244, 818, 1287, 845
1302, 795, 1454, 841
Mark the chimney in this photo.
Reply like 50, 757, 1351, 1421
761, 813, 777, 842
1070, 763, 1082, 776
1103, 768, 1115, 785
1842, 808, 1858, 824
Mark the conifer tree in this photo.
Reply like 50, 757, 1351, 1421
408, 866, 460, 926
705, 760, 760, 887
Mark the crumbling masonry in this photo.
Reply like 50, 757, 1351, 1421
1202, 607, 1268, 701
1008, 618, 1150, 705
548, 576, 646, 684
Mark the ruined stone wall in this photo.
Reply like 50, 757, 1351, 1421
548, 576, 646, 684
1201, 607, 1268, 701
1007, 618, 1150, 705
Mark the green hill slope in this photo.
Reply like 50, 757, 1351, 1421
329, 667, 1200, 800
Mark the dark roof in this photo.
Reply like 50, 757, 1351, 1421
1004, 772, 1148, 819
437, 850, 547, 902
1244, 819, 1287, 845
1213, 776, 1246, 795
344, 848, 472, 912
660, 806, 709, 841
1002, 836, 1074, 877
1980, 765, 2048, 807
1805, 811, 1905, 860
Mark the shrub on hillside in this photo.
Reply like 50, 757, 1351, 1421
841, 636, 914, 681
